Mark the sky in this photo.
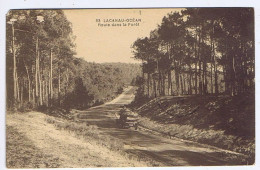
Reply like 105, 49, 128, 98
63, 9, 182, 63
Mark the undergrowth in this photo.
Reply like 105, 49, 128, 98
138, 117, 254, 165
6, 125, 61, 168
130, 92, 255, 165
45, 116, 162, 166
45, 116, 124, 151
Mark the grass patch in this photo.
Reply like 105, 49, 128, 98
45, 116, 124, 151
6, 125, 62, 168
138, 117, 254, 164
44, 116, 162, 166
131, 93, 255, 165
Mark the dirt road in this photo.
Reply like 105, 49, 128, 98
7, 86, 246, 167
7, 111, 149, 168
75, 86, 246, 166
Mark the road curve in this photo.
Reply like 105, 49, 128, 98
75, 86, 245, 166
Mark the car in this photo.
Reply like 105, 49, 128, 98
116, 109, 139, 130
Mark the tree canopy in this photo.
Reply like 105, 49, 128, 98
6, 10, 141, 110
132, 8, 254, 97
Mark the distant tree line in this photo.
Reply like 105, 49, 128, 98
6, 10, 141, 110
132, 8, 254, 97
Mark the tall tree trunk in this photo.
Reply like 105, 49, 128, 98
161, 72, 165, 96
147, 73, 150, 97
189, 64, 192, 95
180, 74, 184, 95
168, 70, 172, 95
64, 67, 69, 97
38, 59, 43, 106
17, 77, 20, 106
11, 22, 18, 103
167, 43, 172, 96
183, 73, 186, 95
170, 74, 173, 95
163, 73, 166, 96
20, 80, 23, 105
224, 38, 230, 94
32, 88, 35, 105
45, 78, 48, 106
142, 61, 145, 92
24, 61, 31, 102
204, 67, 208, 95
194, 36, 198, 95
198, 30, 202, 95
35, 37, 39, 105
174, 59, 179, 95
50, 49, 53, 100
153, 78, 157, 97
42, 80, 45, 104
210, 41, 213, 94
213, 42, 218, 94
158, 71, 161, 96
202, 54, 207, 95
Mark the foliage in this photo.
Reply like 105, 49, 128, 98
134, 94, 255, 164
6, 10, 141, 111
132, 8, 254, 97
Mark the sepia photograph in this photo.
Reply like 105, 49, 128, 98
5, 8, 255, 168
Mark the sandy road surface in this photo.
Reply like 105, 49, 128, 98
6, 86, 245, 167
75, 86, 246, 166
6, 111, 148, 168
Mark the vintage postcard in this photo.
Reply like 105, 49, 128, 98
5, 8, 255, 168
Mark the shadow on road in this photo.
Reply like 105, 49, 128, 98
72, 87, 244, 166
